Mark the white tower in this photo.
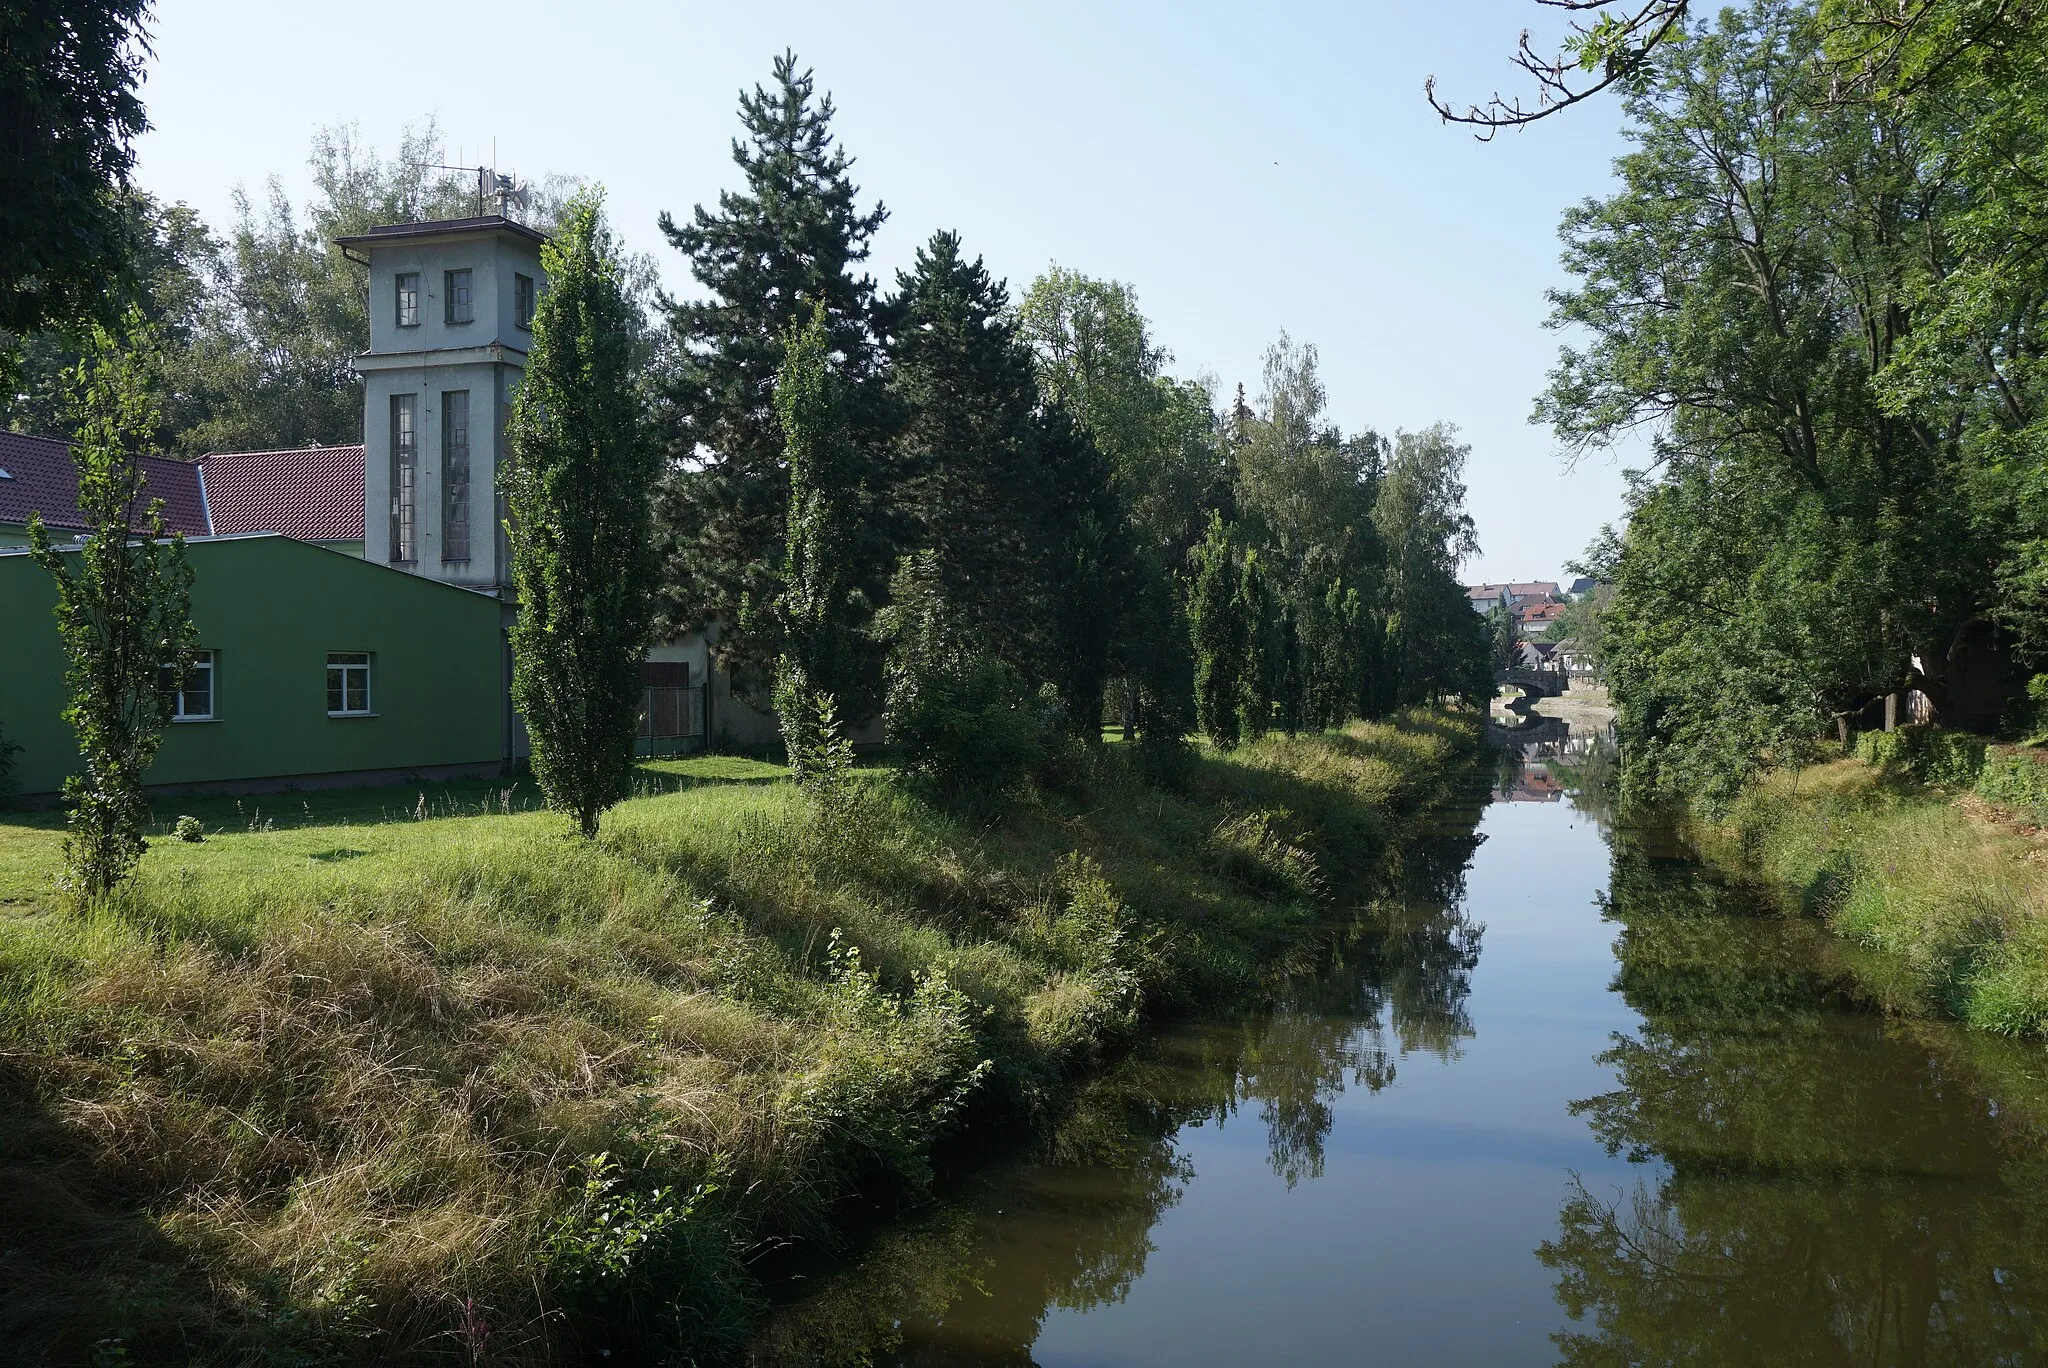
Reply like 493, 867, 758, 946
338, 215, 547, 591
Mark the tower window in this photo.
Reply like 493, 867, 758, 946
514, 273, 535, 330
446, 268, 473, 324
395, 273, 420, 327
442, 389, 471, 562
390, 393, 416, 562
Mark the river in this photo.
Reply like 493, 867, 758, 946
749, 729, 2048, 1366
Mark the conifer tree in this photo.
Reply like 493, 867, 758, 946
1189, 513, 1246, 750
1036, 404, 1130, 736
657, 52, 889, 682
882, 230, 1043, 665
27, 322, 194, 896
506, 190, 656, 840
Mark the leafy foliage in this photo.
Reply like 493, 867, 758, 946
506, 190, 658, 839
1542, 0, 2036, 806
0, 0, 152, 345
25, 322, 194, 895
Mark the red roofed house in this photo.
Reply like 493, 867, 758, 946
0, 430, 365, 555
1517, 601, 1569, 638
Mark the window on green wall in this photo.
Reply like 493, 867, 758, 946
159, 649, 215, 721
327, 653, 372, 716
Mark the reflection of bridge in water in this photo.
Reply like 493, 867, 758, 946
1488, 716, 1614, 802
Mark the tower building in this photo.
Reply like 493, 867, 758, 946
337, 215, 547, 591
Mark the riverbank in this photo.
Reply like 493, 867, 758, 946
0, 710, 1478, 1364
1694, 747, 2048, 1037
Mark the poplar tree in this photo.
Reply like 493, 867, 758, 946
770, 304, 862, 781
1237, 547, 1273, 743
657, 51, 888, 677
27, 322, 194, 896
506, 190, 656, 840
1189, 513, 1246, 750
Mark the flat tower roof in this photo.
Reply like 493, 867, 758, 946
334, 214, 547, 250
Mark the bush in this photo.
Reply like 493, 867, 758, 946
887, 649, 1061, 805
1852, 725, 1987, 787
1977, 746, 2048, 823
173, 814, 204, 843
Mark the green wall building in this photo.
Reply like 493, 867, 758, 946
1, 534, 509, 798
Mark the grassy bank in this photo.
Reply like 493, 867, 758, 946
1698, 750, 2048, 1037
0, 710, 1476, 1365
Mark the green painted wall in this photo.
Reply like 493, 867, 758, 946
0, 534, 505, 796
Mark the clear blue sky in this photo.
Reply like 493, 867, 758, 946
134, 0, 1648, 585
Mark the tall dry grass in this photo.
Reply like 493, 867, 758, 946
0, 710, 1476, 1364
1710, 759, 2048, 1036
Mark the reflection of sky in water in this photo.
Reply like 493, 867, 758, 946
759, 742, 2048, 1367
1029, 792, 1648, 1368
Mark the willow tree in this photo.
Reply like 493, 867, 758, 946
28, 324, 194, 895
506, 189, 656, 839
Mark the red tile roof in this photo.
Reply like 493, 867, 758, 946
0, 431, 209, 535
199, 445, 365, 542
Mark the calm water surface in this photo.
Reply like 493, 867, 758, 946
753, 736, 2048, 1366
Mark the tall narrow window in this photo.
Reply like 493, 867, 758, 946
326, 653, 372, 715
389, 393, 416, 561
442, 389, 471, 562
445, 268, 473, 324
395, 272, 420, 328
514, 273, 535, 329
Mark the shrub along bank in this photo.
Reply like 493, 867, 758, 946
0, 710, 1476, 1365
1697, 732, 2048, 1038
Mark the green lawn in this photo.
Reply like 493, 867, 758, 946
0, 754, 789, 905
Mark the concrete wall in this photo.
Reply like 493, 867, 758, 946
0, 534, 507, 797
358, 225, 542, 590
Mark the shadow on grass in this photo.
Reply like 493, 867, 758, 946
0, 753, 792, 838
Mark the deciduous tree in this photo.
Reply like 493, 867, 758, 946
27, 321, 194, 895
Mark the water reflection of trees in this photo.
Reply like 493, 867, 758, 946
750, 794, 1491, 1364
1542, 827, 2048, 1367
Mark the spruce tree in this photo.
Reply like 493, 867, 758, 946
657, 52, 888, 685
506, 190, 657, 840
1189, 513, 1246, 750
882, 229, 1043, 666
1036, 404, 1130, 736
27, 322, 195, 896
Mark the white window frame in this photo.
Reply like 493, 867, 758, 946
326, 652, 373, 717
163, 649, 216, 722
396, 272, 420, 328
